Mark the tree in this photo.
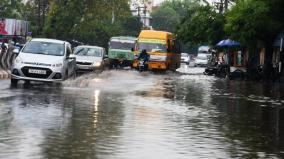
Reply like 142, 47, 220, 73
176, 4, 225, 46
224, 0, 278, 47
43, 0, 134, 47
121, 16, 143, 37
224, 0, 284, 79
151, 5, 180, 32
0, 0, 24, 19
151, 0, 195, 32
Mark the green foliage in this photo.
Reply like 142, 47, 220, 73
224, 0, 278, 47
151, 0, 195, 32
22, 1, 38, 35
151, 5, 180, 32
0, 0, 24, 19
176, 4, 225, 46
41, 0, 141, 47
224, 0, 284, 50
121, 16, 143, 37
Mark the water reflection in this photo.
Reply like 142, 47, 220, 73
210, 80, 284, 158
0, 70, 284, 158
93, 90, 100, 128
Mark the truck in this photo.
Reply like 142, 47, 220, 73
108, 36, 137, 68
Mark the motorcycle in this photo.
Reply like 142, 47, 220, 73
138, 59, 148, 72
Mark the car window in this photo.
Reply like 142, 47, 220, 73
109, 41, 135, 50
74, 47, 102, 57
138, 42, 167, 52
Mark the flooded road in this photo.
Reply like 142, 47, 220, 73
0, 65, 284, 159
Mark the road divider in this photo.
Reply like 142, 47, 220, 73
0, 49, 17, 79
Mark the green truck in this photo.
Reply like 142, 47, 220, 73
108, 36, 137, 68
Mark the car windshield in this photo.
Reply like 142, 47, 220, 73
138, 42, 167, 52
22, 41, 65, 56
74, 47, 102, 57
109, 41, 134, 50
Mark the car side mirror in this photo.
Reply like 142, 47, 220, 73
13, 48, 20, 54
103, 54, 108, 59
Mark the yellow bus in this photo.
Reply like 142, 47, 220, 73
133, 30, 181, 71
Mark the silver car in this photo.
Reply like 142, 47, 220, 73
11, 38, 76, 85
74, 45, 106, 72
194, 53, 211, 67
181, 53, 190, 64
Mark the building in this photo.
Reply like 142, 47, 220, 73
130, 0, 154, 28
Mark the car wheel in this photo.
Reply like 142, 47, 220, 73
11, 78, 18, 86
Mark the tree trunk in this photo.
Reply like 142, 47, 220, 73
224, 0, 228, 11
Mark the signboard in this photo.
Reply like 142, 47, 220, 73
0, 18, 28, 36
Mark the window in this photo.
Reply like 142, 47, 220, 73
74, 47, 102, 57
22, 41, 65, 56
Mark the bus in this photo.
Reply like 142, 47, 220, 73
108, 36, 137, 68
134, 30, 181, 71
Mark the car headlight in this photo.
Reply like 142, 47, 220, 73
93, 62, 101, 67
52, 63, 63, 67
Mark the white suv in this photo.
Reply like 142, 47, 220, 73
11, 38, 76, 85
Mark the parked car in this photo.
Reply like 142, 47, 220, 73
194, 53, 211, 67
74, 45, 106, 72
181, 53, 190, 64
11, 38, 76, 85
198, 45, 211, 54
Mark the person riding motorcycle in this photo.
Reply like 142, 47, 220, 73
137, 49, 149, 71
138, 49, 149, 63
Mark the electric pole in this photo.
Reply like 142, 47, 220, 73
37, 0, 48, 35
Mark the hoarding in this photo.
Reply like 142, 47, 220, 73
0, 18, 28, 36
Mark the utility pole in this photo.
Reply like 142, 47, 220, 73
37, 0, 48, 35
224, 0, 229, 11
37, 0, 41, 35
132, 0, 148, 27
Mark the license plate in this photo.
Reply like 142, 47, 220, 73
28, 69, 46, 74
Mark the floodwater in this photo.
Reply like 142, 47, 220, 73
0, 65, 284, 159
